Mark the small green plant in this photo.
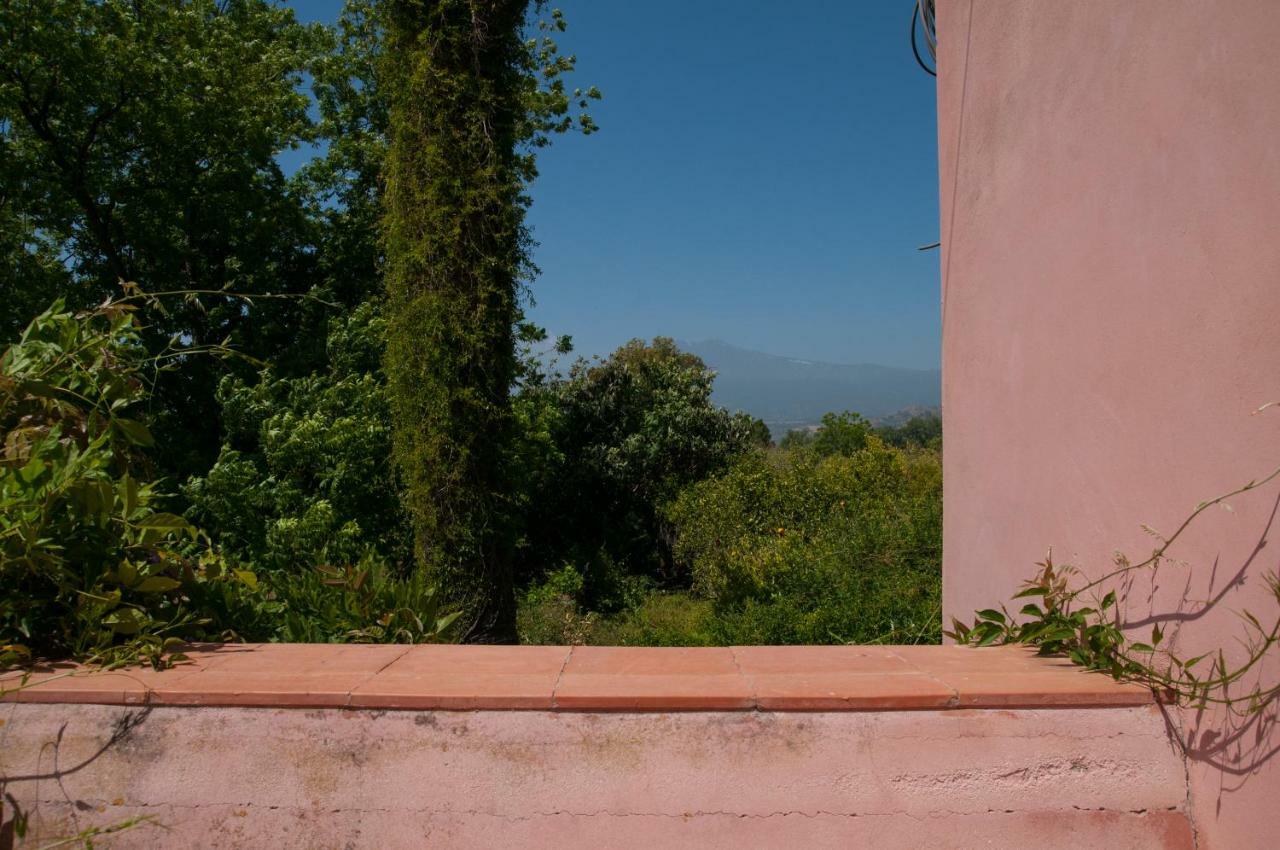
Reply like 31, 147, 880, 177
266, 556, 461, 644
950, 462, 1280, 717
589, 592, 717, 647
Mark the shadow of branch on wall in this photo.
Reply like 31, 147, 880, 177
0, 708, 153, 850
1120, 493, 1278, 632
1118, 490, 1280, 808
952, 462, 1280, 816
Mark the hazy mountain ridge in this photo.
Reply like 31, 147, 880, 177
680, 339, 941, 435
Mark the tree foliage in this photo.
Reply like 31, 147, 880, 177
665, 438, 942, 644
1, 298, 462, 666
185, 303, 411, 573
876, 412, 942, 449
0, 0, 331, 476
519, 338, 757, 605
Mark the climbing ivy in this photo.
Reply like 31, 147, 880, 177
380, 1, 596, 642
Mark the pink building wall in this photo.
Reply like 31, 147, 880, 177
4, 703, 1188, 849
937, 2, 1280, 847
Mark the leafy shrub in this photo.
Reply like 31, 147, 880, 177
809, 411, 874, 458
515, 570, 714, 647
516, 565, 599, 646
255, 558, 459, 644
666, 438, 942, 644
0, 300, 251, 665
185, 302, 412, 573
0, 299, 463, 669
589, 592, 716, 647
515, 561, 650, 644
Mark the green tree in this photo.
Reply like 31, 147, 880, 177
810, 411, 873, 458
876, 412, 942, 449
738, 415, 774, 449
520, 338, 755, 604
295, 0, 390, 312
778, 428, 815, 452
0, 299, 252, 663
0, 298, 461, 663
380, 0, 596, 642
0, 0, 329, 477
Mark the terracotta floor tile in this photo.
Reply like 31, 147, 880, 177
890, 644, 1075, 673
554, 647, 750, 710
733, 645, 915, 675
193, 643, 410, 674
348, 645, 569, 709
941, 670, 1153, 707
148, 670, 368, 708
750, 671, 957, 710
2, 655, 219, 705
378, 644, 569, 675
562, 646, 739, 676
3, 669, 148, 705
4, 643, 1156, 713
350, 671, 560, 710
553, 673, 753, 711
2, 661, 79, 687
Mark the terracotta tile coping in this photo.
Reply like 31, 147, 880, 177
0, 644, 1152, 712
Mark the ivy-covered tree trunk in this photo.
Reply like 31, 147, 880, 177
381, 0, 530, 643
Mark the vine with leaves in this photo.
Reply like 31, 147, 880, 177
950, 423, 1280, 718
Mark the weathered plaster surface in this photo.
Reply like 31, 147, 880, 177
2, 703, 1189, 848
936, 2, 1280, 847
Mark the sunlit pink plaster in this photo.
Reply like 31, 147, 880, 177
2, 703, 1188, 849
936, 2, 1280, 847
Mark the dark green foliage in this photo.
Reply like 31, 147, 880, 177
0, 0, 329, 477
0, 299, 460, 666
296, 0, 392, 313
251, 558, 460, 644
781, 410, 941, 455
779, 411, 875, 458
739, 415, 775, 449
514, 348, 942, 647
778, 428, 815, 452
518, 579, 715, 647
518, 338, 757, 604
876, 412, 942, 448
592, 593, 717, 647
184, 303, 412, 573
380, 1, 597, 642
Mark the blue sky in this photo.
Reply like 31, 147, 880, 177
288, 1, 940, 370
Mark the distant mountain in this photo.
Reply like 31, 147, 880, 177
681, 340, 940, 436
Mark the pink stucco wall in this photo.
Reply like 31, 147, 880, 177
3, 703, 1188, 849
937, 2, 1280, 847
